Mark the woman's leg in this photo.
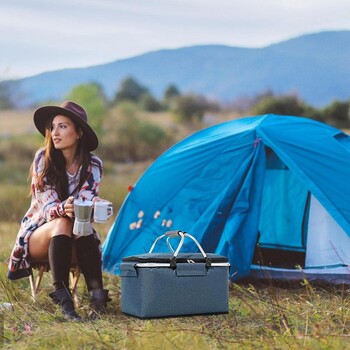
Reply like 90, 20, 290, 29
29, 217, 73, 262
75, 235, 110, 318
29, 218, 73, 291
28, 218, 80, 321
75, 235, 102, 291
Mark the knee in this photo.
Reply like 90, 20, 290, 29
51, 218, 74, 238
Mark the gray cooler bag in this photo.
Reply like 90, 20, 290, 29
120, 230, 230, 318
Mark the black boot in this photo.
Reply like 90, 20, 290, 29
49, 289, 82, 321
88, 288, 111, 320
75, 235, 103, 291
49, 235, 72, 291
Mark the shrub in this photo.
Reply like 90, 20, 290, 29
322, 100, 350, 128
172, 93, 220, 123
252, 93, 308, 116
139, 93, 163, 112
114, 77, 149, 104
102, 102, 172, 161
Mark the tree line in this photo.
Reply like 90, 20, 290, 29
3, 76, 349, 127
1, 77, 350, 162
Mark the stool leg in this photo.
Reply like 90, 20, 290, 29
35, 266, 46, 291
29, 273, 36, 301
30, 264, 80, 305
70, 267, 81, 307
29, 265, 45, 301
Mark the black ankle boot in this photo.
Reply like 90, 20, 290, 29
88, 289, 111, 320
49, 289, 82, 321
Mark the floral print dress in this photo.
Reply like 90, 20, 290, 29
7, 148, 103, 280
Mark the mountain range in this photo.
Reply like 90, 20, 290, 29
11, 30, 350, 107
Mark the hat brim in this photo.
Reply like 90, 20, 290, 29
33, 105, 98, 151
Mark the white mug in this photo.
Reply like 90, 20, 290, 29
94, 201, 113, 223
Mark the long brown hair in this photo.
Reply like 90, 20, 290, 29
31, 115, 91, 200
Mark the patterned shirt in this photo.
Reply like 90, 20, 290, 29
7, 148, 103, 280
67, 166, 82, 194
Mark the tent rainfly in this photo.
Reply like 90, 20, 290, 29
102, 115, 350, 284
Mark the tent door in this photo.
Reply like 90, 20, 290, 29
306, 195, 350, 268
252, 148, 309, 269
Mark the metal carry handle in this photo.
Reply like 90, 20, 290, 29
148, 230, 211, 267
148, 233, 181, 253
148, 230, 182, 253
172, 231, 207, 259
149, 230, 185, 253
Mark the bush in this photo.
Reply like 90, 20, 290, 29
139, 93, 163, 112
252, 94, 308, 116
172, 93, 220, 123
102, 102, 172, 161
163, 84, 181, 109
322, 100, 350, 128
114, 77, 149, 104
0, 80, 18, 109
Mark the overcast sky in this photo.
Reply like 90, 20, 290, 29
1, 0, 350, 80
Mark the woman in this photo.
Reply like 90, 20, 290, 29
8, 101, 110, 321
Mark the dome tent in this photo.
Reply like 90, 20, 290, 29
102, 115, 350, 284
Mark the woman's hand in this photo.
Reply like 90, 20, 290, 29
64, 196, 75, 219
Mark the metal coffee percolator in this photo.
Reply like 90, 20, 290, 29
73, 199, 93, 236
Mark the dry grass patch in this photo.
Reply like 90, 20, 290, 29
1, 223, 350, 349
0, 109, 35, 136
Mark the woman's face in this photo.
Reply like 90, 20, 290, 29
51, 115, 81, 152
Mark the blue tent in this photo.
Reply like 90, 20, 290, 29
102, 115, 350, 284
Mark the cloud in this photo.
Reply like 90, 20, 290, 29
1, 0, 350, 79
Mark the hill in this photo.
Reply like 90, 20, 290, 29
9, 30, 350, 107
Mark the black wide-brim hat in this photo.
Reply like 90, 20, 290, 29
33, 100, 98, 151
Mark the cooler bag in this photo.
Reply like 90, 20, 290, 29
120, 230, 230, 318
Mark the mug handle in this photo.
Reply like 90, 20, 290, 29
107, 204, 113, 218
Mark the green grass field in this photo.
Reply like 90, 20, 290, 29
1, 221, 350, 349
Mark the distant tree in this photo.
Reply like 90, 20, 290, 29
103, 102, 170, 161
0, 81, 16, 109
163, 84, 181, 110
322, 100, 350, 128
139, 93, 163, 112
252, 94, 308, 116
303, 105, 324, 122
172, 93, 220, 122
164, 84, 180, 100
66, 82, 108, 137
114, 77, 149, 103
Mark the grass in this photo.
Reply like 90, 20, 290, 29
1, 222, 350, 349
0, 109, 35, 136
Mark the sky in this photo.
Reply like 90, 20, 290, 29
1, 0, 350, 80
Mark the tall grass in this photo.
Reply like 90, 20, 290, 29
1, 221, 350, 349
0, 156, 149, 224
